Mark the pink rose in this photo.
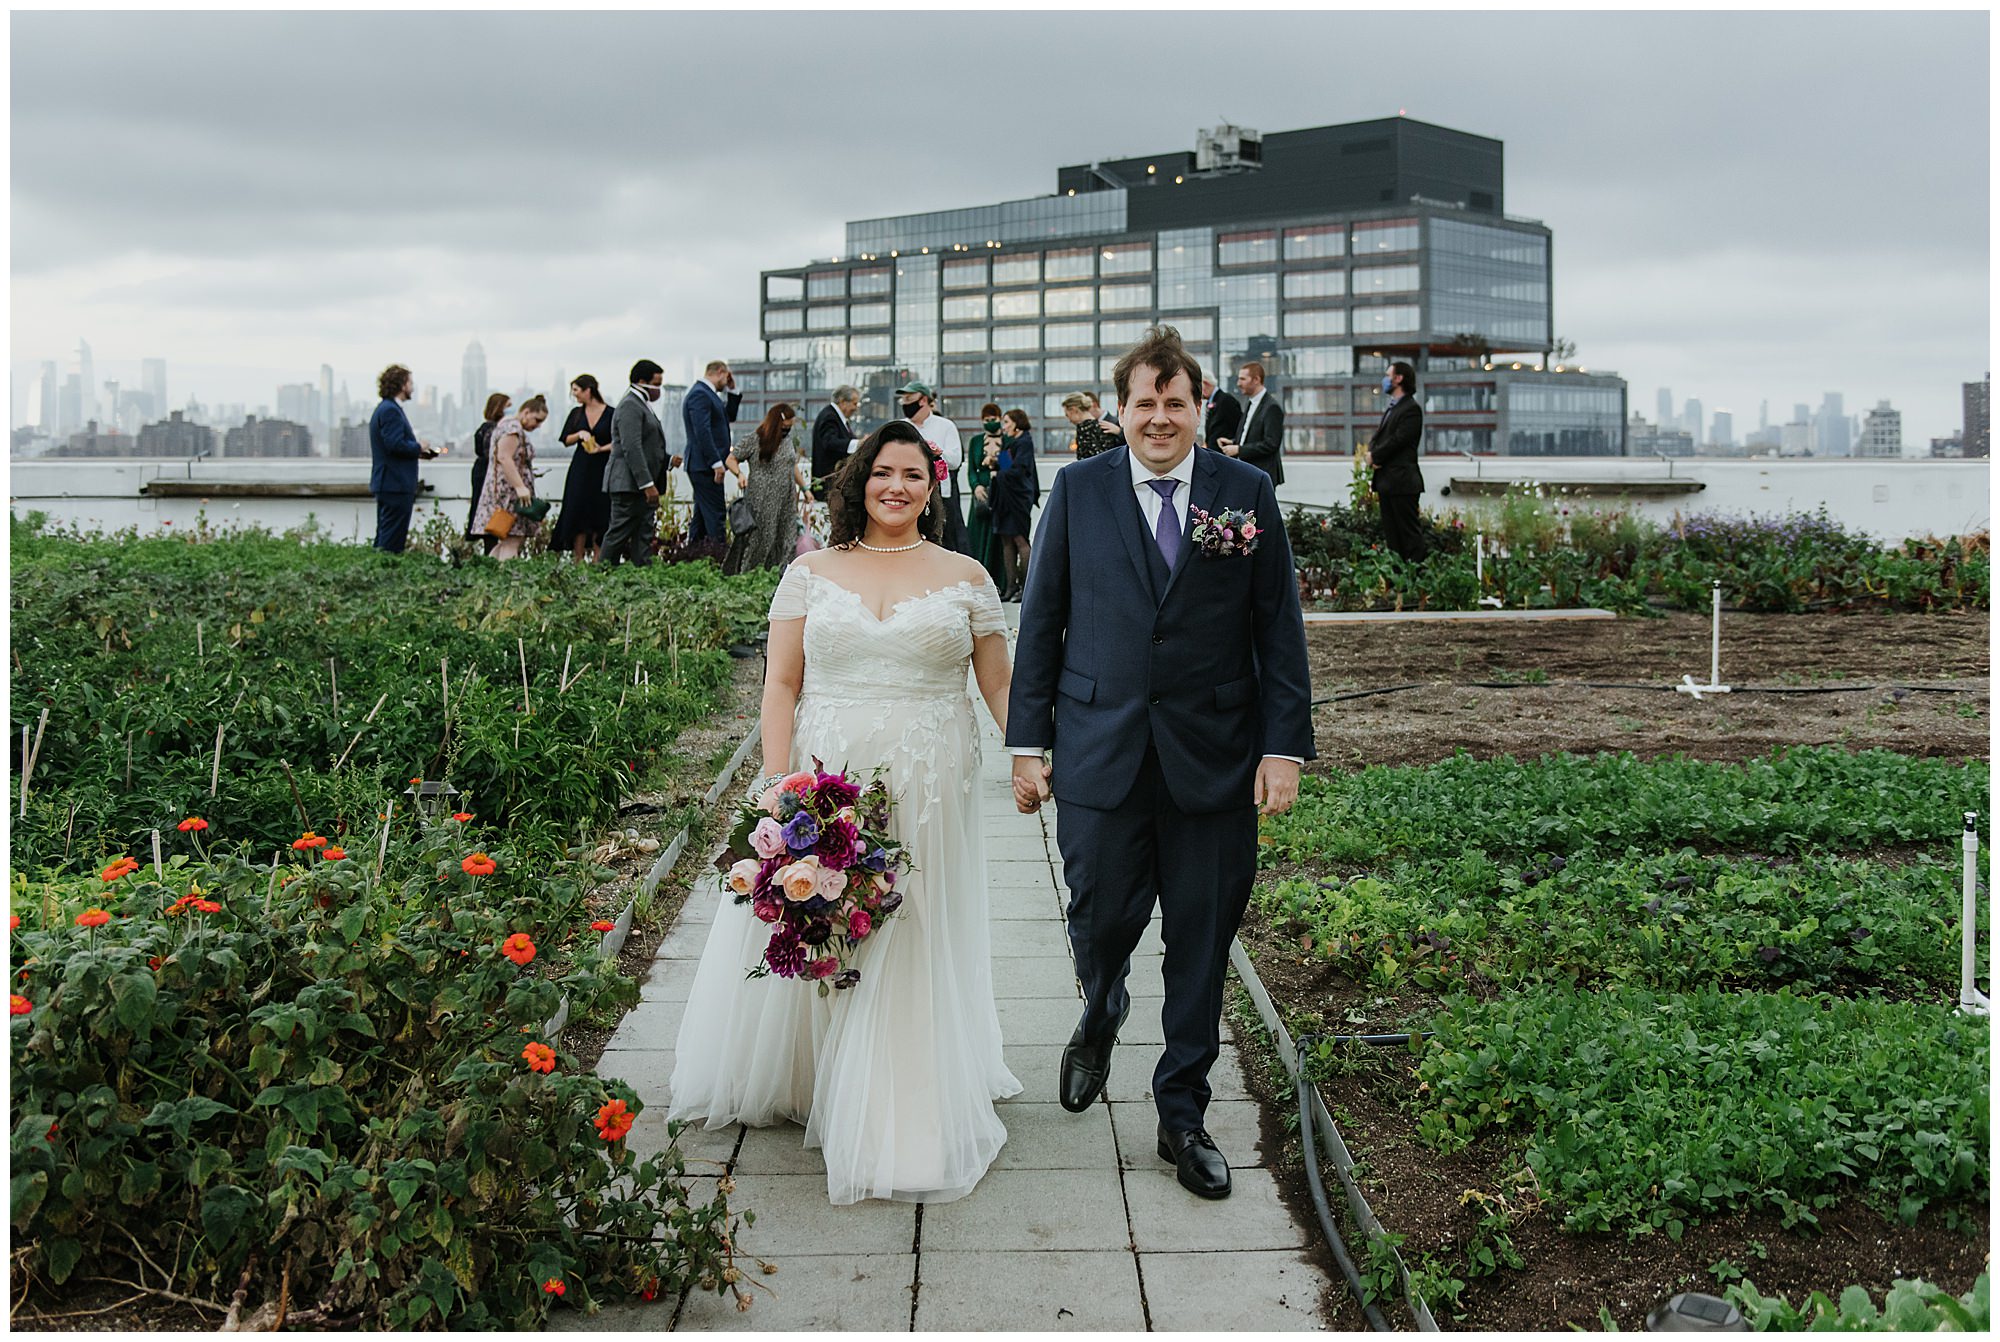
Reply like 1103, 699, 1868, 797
778, 858, 824, 903
816, 866, 848, 900
778, 771, 816, 797
848, 909, 872, 939
759, 785, 783, 816
1242, 523, 1258, 539
727, 858, 761, 896
1222, 528, 1235, 540
750, 817, 786, 859
752, 893, 783, 923
806, 955, 840, 980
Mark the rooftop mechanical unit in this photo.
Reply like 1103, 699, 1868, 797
1194, 124, 1263, 174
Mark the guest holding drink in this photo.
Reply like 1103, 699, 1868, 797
552, 375, 614, 563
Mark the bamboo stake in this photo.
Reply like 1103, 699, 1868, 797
332, 692, 390, 771
440, 657, 449, 737
210, 723, 226, 796
278, 760, 310, 830
375, 800, 395, 881
26, 706, 50, 786
669, 629, 679, 680
17, 726, 27, 819
518, 638, 531, 716
196, 621, 203, 658
329, 658, 339, 717
151, 828, 164, 880
623, 609, 633, 653
558, 645, 572, 696
124, 732, 134, 790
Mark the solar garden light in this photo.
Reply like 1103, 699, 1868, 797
1644, 1291, 1747, 1331
1959, 812, 1989, 1018
1675, 580, 1732, 701
404, 778, 460, 821
1473, 531, 1503, 608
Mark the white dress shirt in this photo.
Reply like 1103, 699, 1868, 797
906, 412, 963, 498
1237, 389, 1265, 443
1013, 447, 1300, 768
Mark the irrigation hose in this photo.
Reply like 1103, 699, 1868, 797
1312, 680, 1976, 707
1293, 1032, 1393, 1332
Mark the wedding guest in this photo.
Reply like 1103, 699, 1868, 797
896, 380, 967, 554
368, 363, 437, 553
1087, 392, 1124, 439
602, 360, 669, 567
1062, 391, 1116, 459
990, 408, 1040, 602
681, 359, 742, 545
1201, 375, 1241, 452
1219, 361, 1285, 486
721, 403, 807, 575
466, 392, 510, 552
966, 401, 1006, 586
552, 375, 614, 563
473, 394, 550, 561
810, 384, 861, 501
1367, 360, 1428, 562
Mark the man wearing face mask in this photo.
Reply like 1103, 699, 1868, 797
1365, 359, 1427, 562
601, 359, 671, 566
895, 380, 967, 553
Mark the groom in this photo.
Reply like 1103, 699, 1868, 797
1006, 324, 1315, 1199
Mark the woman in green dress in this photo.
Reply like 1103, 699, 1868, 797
964, 400, 1007, 587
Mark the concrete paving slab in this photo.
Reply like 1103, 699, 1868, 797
1123, 1168, 1309, 1253
1139, 1249, 1327, 1330
987, 919, 1077, 957
915, 1249, 1145, 1331
996, 995, 1088, 1045
677, 1253, 918, 1332
1111, 1099, 1267, 1170
611, 996, 685, 1048
991, 956, 1080, 999
623, 1113, 738, 1172
652, 919, 715, 960
724, 1174, 916, 1257
733, 1121, 828, 1176
594, 1048, 677, 1103
990, 1102, 1118, 1172
919, 1168, 1129, 1252
638, 958, 699, 1003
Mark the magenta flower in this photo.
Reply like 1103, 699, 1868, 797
806, 955, 840, 980
848, 909, 873, 940
815, 818, 862, 871
765, 924, 808, 977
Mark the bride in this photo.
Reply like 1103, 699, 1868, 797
668, 419, 1023, 1204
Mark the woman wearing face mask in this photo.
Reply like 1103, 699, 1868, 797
474, 393, 552, 561
1365, 360, 1427, 563
965, 401, 1007, 588
986, 408, 1040, 602
466, 392, 511, 553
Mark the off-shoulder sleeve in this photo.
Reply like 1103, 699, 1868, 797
967, 575, 1008, 637
769, 563, 810, 622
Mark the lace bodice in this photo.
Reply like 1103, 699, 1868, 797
769, 564, 1006, 700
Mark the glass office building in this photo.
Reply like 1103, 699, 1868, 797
734, 117, 1626, 456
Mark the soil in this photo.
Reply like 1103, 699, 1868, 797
1308, 610, 1989, 768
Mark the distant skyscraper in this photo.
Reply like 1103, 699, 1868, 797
1857, 400, 1902, 458
1793, 403, 1810, 426
1656, 388, 1673, 426
320, 364, 336, 457
1683, 397, 1704, 443
1814, 392, 1849, 458
75, 339, 97, 426
33, 361, 57, 433
1710, 410, 1733, 448
462, 341, 487, 418
1964, 375, 1990, 458
1758, 399, 1768, 431
58, 373, 83, 436
141, 358, 167, 420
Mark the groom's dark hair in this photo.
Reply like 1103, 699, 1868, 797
1112, 325, 1203, 407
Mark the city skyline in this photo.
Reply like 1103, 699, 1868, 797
10, 10, 1988, 448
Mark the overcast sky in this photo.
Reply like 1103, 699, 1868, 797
10, 9, 1990, 447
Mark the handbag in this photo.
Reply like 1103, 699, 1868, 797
482, 497, 550, 540
728, 495, 757, 534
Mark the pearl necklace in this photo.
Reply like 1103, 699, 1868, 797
856, 537, 925, 553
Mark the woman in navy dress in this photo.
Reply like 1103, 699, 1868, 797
989, 409, 1040, 601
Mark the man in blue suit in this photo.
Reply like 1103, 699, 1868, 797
368, 363, 436, 552
679, 359, 742, 545
1006, 324, 1314, 1200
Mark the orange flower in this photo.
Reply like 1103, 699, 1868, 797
590, 920, 615, 933
292, 832, 328, 851
521, 1041, 556, 1073
177, 817, 209, 833
461, 853, 496, 877
9, 994, 30, 1015
450, 812, 474, 823
593, 1098, 635, 1142
640, 1279, 659, 1302
148, 956, 162, 971
502, 933, 536, 966
100, 857, 139, 882
74, 909, 111, 929
8, 915, 18, 930
323, 847, 347, 861
190, 899, 222, 914
542, 1279, 566, 1297
410, 777, 423, 786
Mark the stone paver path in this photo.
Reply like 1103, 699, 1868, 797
559, 678, 1330, 1331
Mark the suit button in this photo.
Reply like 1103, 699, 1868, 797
1152, 634, 1164, 645
1148, 693, 1161, 706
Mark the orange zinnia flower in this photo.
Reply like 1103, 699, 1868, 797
590, 920, 615, 933
502, 932, 536, 966
10, 994, 30, 1015
461, 853, 496, 877
410, 777, 423, 786
450, 812, 473, 823
593, 1098, 635, 1142
176, 817, 209, 833
190, 899, 222, 914
542, 1279, 566, 1297
323, 847, 347, 861
74, 909, 111, 929
9, 915, 18, 930
521, 1041, 556, 1073
292, 832, 328, 851
100, 857, 139, 882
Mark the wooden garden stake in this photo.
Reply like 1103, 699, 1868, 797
623, 609, 633, 653
329, 657, 339, 716
196, 621, 203, 658
559, 645, 573, 697
518, 638, 531, 716
124, 731, 134, 789
279, 759, 310, 830
17, 726, 27, 819
210, 722, 226, 796
376, 799, 395, 880
26, 706, 49, 787
440, 656, 450, 743
332, 692, 390, 771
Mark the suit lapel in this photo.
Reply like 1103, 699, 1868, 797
1102, 448, 1163, 603
1158, 448, 1221, 606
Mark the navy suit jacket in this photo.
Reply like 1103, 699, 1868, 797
369, 398, 424, 496
1005, 445, 1315, 815
680, 381, 742, 477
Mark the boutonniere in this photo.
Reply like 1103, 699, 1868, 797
1189, 506, 1261, 558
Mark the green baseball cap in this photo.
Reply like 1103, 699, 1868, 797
895, 380, 935, 399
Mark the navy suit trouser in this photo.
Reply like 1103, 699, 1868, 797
1053, 739, 1258, 1132
373, 491, 416, 553
686, 471, 726, 544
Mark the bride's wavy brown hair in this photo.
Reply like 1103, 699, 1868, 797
827, 421, 947, 549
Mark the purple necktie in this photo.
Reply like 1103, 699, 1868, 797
1148, 478, 1180, 567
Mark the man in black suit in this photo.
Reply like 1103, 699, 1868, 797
810, 384, 861, 501
1217, 361, 1284, 486
1367, 360, 1427, 562
1199, 376, 1241, 453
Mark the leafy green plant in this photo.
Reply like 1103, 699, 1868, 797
1726, 1272, 1988, 1331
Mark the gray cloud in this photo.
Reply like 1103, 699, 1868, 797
10, 9, 1988, 442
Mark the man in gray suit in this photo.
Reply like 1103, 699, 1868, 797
601, 359, 669, 566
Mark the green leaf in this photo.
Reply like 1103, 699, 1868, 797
43, 1236, 82, 1285
110, 969, 158, 1032
143, 1095, 237, 1141
11, 1170, 48, 1230
200, 1183, 259, 1247
118, 1161, 163, 1205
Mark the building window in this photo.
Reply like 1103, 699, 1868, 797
1352, 265, 1420, 294
1219, 229, 1277, 266
942, 328, 988, 353
1427, 427, 1495, 455
1284, 224, 1345, 260
1352, 305, 1420, 333
1100, 241, 1152, 276
1042, 392, 1073, 419
766, 275, 804, 303
1045, 247, 1093, 281
1044, 287, 1093, 316
768, 367, 804, 391
807, 272, 846, 300
1159, 315, 1214, 342
1045, 357, 1096, 383
807, 304, 846, 330
1217, 272, 1276, 302
1283, 270, 1347, 300
1098, 355, 1123, 382
994, 291, 1042, 319
942, 359, 988, 387
850, 334, 892, 360
768, 338, 812, 364
1352, 218, 1419, 254
1285, 385, 1345, 414
765, 308, 803, 334
1426, 383, 1496, 413
1279, 346, 1352, 378
942, 258, 988, 289
990, 326, 1039, 352
1044, 322, 1093, 349
850, 266, 892, 296
1283, 309, 1348, 338
1099, 283, 1153, 312
942, 295, 989, 322
993, 253, 1041, 285
1097, 319, 1150, 348
849, 302, 891, 327
992, 360, 1042, 386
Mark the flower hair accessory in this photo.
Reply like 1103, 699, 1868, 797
932, 457, 949, 485
1188, 506, 1261, 558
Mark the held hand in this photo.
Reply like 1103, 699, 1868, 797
713, 465, 727, 484
1011, 755, 1052, 814
1253, 757, 1301, 817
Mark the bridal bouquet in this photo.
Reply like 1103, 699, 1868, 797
716, 760, 911, 994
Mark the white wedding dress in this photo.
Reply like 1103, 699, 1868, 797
667, 563, 1022, 1204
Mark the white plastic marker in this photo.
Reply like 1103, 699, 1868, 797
1960, 812, 1989, 1018
1674, 580, 1732, 700
1474, 532, 1503, 608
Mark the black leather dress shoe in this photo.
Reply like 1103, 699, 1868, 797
1158, 1126, 1232, 1199
1057, 1000, 1130, 1112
